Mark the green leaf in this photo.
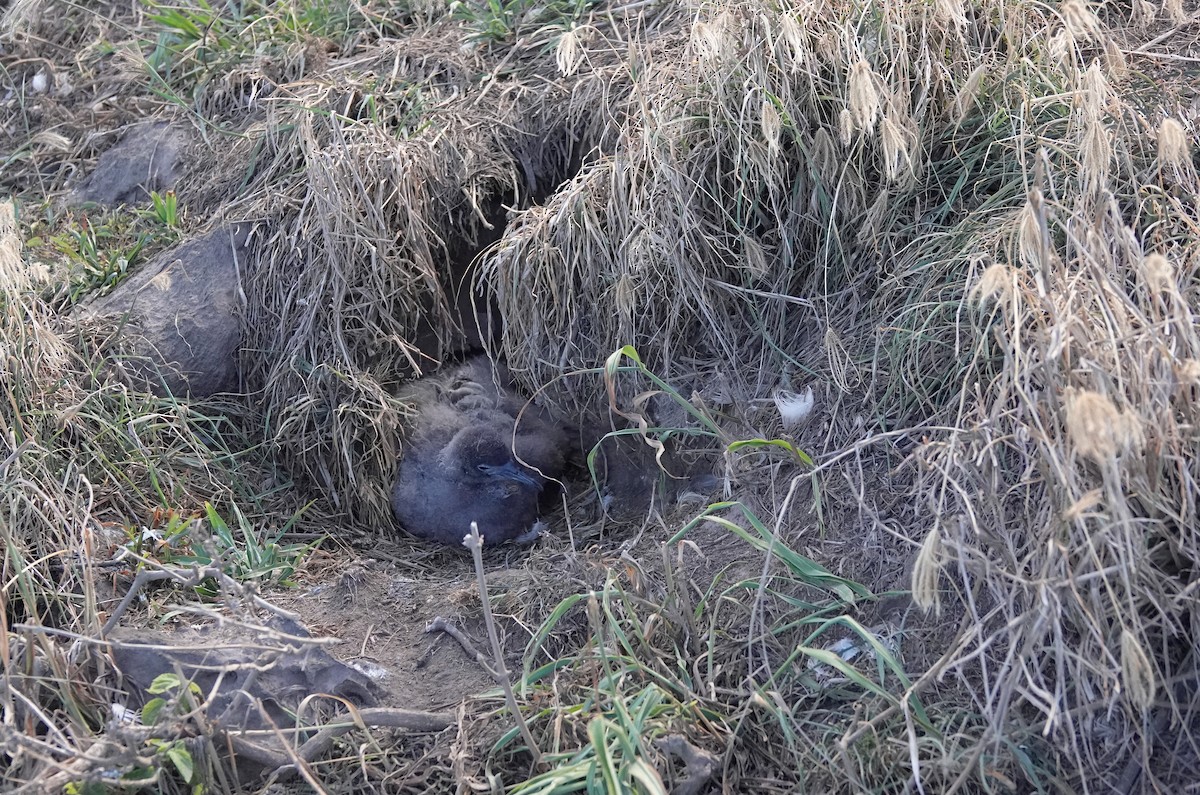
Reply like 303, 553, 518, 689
589, 718, 620, 792
798, 646, 893, 702
629, 758, 669, 795
727, 437, 815, 466
205, 502, 235, 548
142, 697, 166, 724
166, 742, 195, 783
147, 672, 182, 694
119, 767, 158, 784
522, 593, 586, 678
672, 503, 870, 603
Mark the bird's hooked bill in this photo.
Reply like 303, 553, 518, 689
482, 460, 541, 490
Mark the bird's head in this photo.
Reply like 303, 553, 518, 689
448, 433, 541, 492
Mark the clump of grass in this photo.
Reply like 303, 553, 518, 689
233, 16, 617, 526
452, 0, 601, 45
23, 194, 184, 306
140, 0, 413, 98
451, 495, 986, 792
910, 108, 1200, 783
122, 502, 319, 592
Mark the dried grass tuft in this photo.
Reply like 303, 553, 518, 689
849, 59, 882, 133
1158, 116, 1192, 178
233, 29, 627, 524
911, 525, 943, 615
1120, 628, 1157, 711
970, 261, 1017, 305
895, 3, 1200, 779
1, 196, 268, 788
1060, 0, 1103, 41
1139, 252, 1175, 294
1064, 388, 1144, 466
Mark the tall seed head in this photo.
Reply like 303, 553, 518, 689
1120, 629, 1157, 710
692, 12, 733, 61
1081, 117, 1111, 194
1049, 29, 1076, 65
880, 114, 913, 181
556, 26, 582, 76
849, 60, 881, 132
812, 127, 836, 183
761, 99, 782, 158
953, 64, 986, 123
1104, 39, 1128, 78
779, 13, 806, 71
1132, 0, 1156, 28
1082, 61, 1110, 114
1139, 253, 1175, 295
838, 107, 855, 145
912, 526, 944, 615
1064, 388, 1144, 466
1158, 117, 1191, 170
935, 0, 967, 30
970, 262, 1016, 305
1061, 0, 1102, 40
1018, 190, 1048, 274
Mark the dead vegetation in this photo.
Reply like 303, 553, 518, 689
2, 0, 1199, 792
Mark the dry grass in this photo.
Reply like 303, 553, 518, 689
481, 2, 1200, 782
231, 10, 689, 526
2, 0, 1199, 791
0, 196, 292, 789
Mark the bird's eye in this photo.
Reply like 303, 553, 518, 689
476, 464, 490, 473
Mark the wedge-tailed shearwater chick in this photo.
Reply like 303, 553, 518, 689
391, 357, 568, 545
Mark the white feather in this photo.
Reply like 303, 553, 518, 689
774, 387, 814, 428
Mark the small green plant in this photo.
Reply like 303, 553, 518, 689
50, 216, 145, 301
141, 672, 202, 728
123, 502, 320, 589
452, 0, 599, 43
122, 508, 197, 561
68, 674, 207, 792
139, 0, 406, 97
502, 576, 699, 794
24, 199, 184, 305
451, 0, 523, 42
143, 190, 179, 228
137, 673, 204, 793
201, 501, 319, 585
507, 684, 672, 795
144, 0, 242, 82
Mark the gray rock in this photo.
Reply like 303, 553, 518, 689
81, 224, 249, 397
67, 121, 189, 207
108, 617, 379, 778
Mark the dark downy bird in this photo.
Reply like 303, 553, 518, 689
391, 357, 569, 546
